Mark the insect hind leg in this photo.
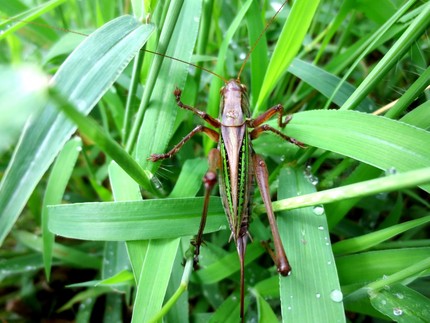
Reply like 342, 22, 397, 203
192, 148, 220, 269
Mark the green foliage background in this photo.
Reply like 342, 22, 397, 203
0, 0, 429, 322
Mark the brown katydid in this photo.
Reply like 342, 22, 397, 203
148, 1, 305, 318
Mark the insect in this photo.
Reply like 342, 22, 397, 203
148, 1, 305, 319
3, 0, 303, 320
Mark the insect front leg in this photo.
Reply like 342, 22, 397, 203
148, 125, 219, 162
174, 88, 221, 128
192, 148, 220, 268
252, 153, 291, 276
248, 105, 305, 147
250, 124, 305, 148
247, 104, 289, 128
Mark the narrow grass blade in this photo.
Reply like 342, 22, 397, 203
341, 1, 430, 111
15, 231, 101, 269
134, 1, 201, 170
333, 216, 430, 255
288, 58, 376, 111
278, 167, 345, 322
337, 248, 430, 288
258, 167, 430, 215
256, 0, 320, 113
0, 0, 68, 41
132, 238, 180, 322
51, 93, 158, 195
42, 137, 82, 280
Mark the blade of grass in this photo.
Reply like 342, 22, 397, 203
332, 216, 430, 255
278, 167, 344, 322
341, 1, 430, 111
0, 15, 154, 245
48, 197, 225, 240
0, 0, 68, 41
255, 0, 320, 114
42, 137, 82, 280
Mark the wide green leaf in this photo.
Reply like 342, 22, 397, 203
281, 110, 430, 191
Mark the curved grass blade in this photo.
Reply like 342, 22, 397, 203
287, 58, 376, 112
256, 0, 320, 113
280, 110, 430, 192
0, 15, 154, 245
42, 137, 82, 280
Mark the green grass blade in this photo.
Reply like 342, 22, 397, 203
133, 238, 181, 322
52, 93, 157, 195
42, 137, 82, 280
259, 167, 430, 215
385, 65, 430, 119
134, 1, 202, 171
0, 16, 154, 245
333, 216, 430, 255
337, 248, 430, 288
280, 110, 430, 191
15, 230, 101, 269
278, 167, 345, 322
48, 197, 225, 240
256, 0, 320, 113
0, 0, 68, 41
370, 284, 430, 322
341, 1, 430, 111
288, 58, 376, 111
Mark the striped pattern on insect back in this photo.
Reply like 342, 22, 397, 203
218, 79, 252, 240
219, 129, 251, 239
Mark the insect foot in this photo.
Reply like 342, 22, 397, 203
173, 87, 182, 99
147, 154, 164, 162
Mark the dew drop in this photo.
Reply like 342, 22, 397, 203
385, 167, 397, 176
304, 165, 319, 185
395, 293, 404, 299
318, 225, 324, 231
327, 260, 332, 265
75, 99, 87, 110
393, 307, 403, 316
315, 293, 321, 299
312, 205, 324, 216
330, 289, 343, 302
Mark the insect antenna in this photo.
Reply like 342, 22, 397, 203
3, 17, 228, 84
143, 49, 228, 83
236, 0, 289, 81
